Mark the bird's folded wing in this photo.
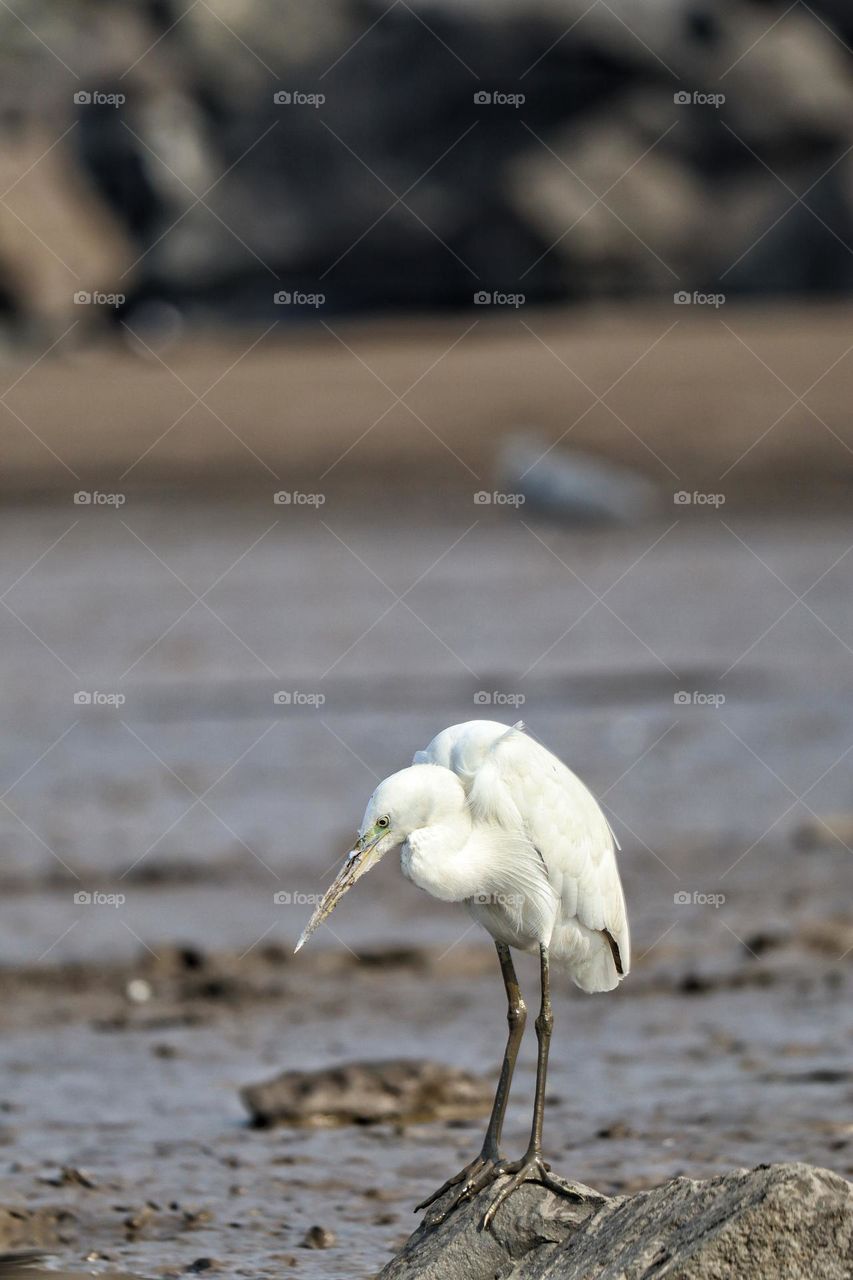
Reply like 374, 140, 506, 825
466, 727, 630, 976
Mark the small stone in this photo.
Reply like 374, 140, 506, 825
183, 1207, 213, 1227
301, 1225, 336, 1249
126, 978, 152, 1003
792, 815, 853, 851
40, 1165, 98, 1188
124, 1205, 154, 1232
596, 1122, 632, 1140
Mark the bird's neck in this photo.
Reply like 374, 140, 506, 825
401, 814, 496, 903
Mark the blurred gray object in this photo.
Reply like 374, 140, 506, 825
498, 434, 661, 522
241, 1058, 493, 1128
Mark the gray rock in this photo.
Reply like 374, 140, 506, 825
380, 1162, 853, 1280
792, 814, 853, 851
379, 1178, 606, 1280
4, 1, 853, 324
240, 1057, 493, 1127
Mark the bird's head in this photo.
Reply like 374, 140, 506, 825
294, 764, 465, 952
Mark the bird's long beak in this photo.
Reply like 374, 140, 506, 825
294, 833, 383, 953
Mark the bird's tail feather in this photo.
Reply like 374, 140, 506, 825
552, 923, 625, 993
571, 947, 622, 993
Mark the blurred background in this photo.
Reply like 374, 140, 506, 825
0, 3, 852, 1278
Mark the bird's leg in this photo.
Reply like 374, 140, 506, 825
480, 941, 526, 1157
482, 943, 577, 1231
415, 941, 526, 1223
527, 941, 553, 1160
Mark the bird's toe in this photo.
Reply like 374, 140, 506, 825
480, 1153, 575, 1232
417, 1154, 506, 1226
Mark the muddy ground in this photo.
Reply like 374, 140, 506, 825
0, 488, 852, 1277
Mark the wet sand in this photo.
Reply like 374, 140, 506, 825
0, 940, 850, 1278
3, 302, 853, 497
0, 495, 852, 1276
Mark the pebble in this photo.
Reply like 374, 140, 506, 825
126, 978, 152, 1003
301, 1225, 336, 1249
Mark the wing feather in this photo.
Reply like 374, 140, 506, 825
421, 722, 630, 991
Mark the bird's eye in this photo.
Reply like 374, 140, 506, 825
377, 815, 390, 829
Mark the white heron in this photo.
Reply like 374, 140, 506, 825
295, 720, 629, 1228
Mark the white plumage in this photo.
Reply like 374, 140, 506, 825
295, 718, 630, 1229
413, 719, 629, 992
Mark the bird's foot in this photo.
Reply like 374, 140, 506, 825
481, 1150, 576, 1232
415, 1149, 506, 1227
